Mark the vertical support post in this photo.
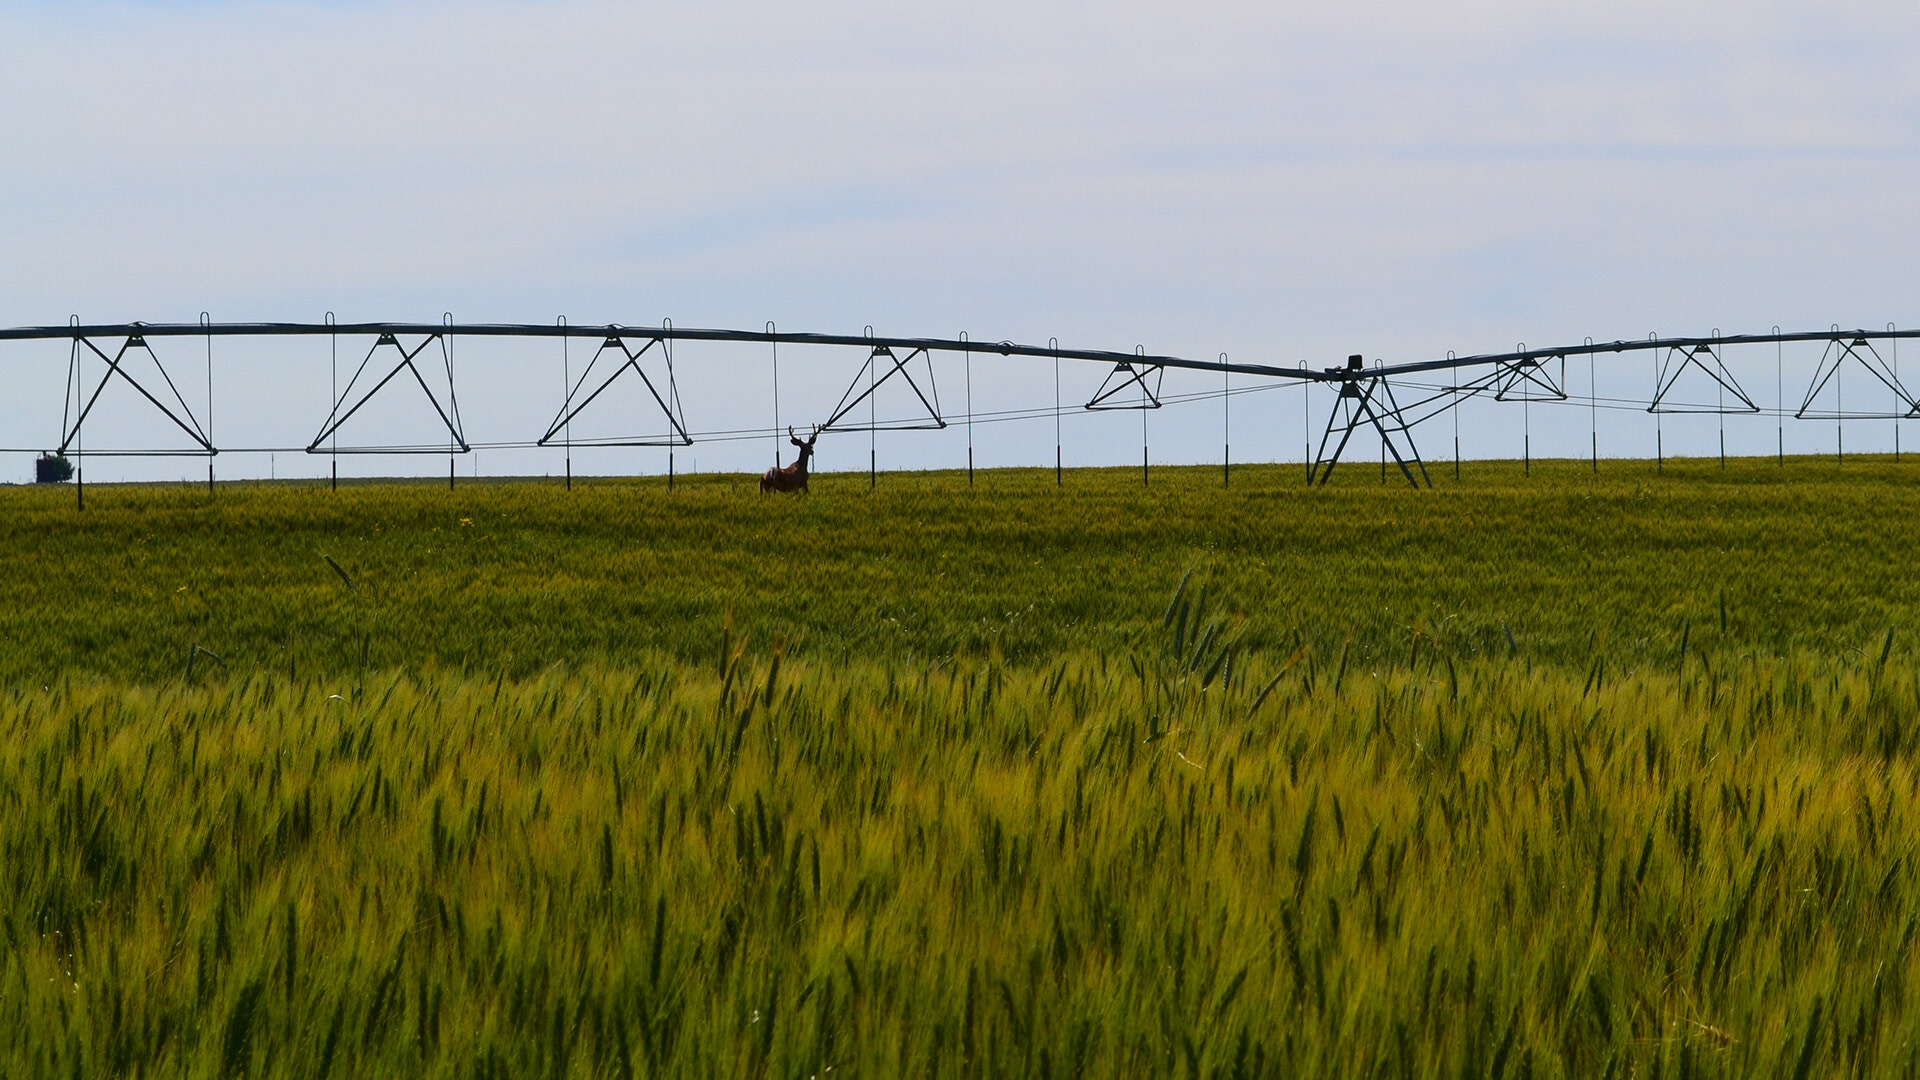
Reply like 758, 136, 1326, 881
868, 327, 876, 491
1518, 343, 1530, 478
1716, 330, 1725, 469
1052, 337, 1062, 487
1776, 329, 1784, 466
1836, 324, 1843, 464
1587, 338, 1597, 473
1652, 333, 1662, 472
666, 319, 676, 490
328, 311, 338, 491
1893, 323, 1901, 462
71, 316, 83, 511
962, 332, 974, 488
561, 315, 572, 490
768, 321, 779, 472
203, 311, 215, 495
1138, 345, 1149, 488
1221, 352, 1230, 489
1451, 351, 1460, 481
1302, 363, 1310, 486
445, 312, 456, 491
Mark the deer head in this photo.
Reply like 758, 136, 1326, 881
789, 425, 820, 450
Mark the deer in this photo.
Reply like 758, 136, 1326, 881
760, 425, 820, 493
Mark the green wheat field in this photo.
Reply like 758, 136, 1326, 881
5, 458, 1920, 1077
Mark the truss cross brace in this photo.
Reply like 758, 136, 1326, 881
821, 345, 945, 432
1495, 355, 1568, 402
1085, 361, 1164, 410
1650, 344, 1759, 413
309, 332, 468, 454
539, 334, 691, 447
1796, 335, 1917, 419
60, 335, 214, 457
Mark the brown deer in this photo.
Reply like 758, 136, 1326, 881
760, 425, 820, 493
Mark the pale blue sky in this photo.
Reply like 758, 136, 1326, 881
4, 0, 1918, 479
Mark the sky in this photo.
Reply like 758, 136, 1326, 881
3, 0, 1919, 481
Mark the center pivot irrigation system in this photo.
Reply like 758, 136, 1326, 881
4, 318, 1915, 498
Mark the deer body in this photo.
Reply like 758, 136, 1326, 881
761, 426, 819, 493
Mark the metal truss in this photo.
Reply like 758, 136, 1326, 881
13, 319, 1920, 491
1493, 354, 1567, 402
539, 330, 691, 447
1085, 355, 1165, 410
820, 344, 945, 432
1300, 355, 1556, 485
1796, 333, 1916, 420
1309, 356, 1431, 489
60, 331, 214, 457
309, 332, 468, 454
1650, 343, 1758, 414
